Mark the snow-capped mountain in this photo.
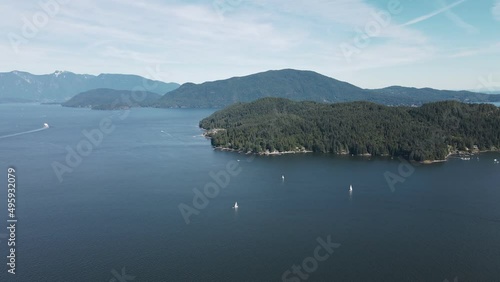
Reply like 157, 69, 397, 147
0, 71, 179, 102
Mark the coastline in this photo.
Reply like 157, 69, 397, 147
210, 144, 499, 163
418, 149, 499, 164
203, 128, 499, 162
420, 151, 454, 164
213, 146, 313, 156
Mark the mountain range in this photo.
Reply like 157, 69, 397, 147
156, 69, 500, 108
2, 69, 499, 107
0, 70, 179, 103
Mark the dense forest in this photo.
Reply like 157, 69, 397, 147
157, 69, 500, 108
199, 98, 500, 162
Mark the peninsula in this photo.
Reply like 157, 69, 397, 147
200, 98, 500, 162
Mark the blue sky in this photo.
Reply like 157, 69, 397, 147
1, 0, 499, 90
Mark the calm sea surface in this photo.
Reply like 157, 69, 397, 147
0, 104, 499, 282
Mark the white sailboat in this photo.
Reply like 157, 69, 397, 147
232, 202, 239, 209
282, 175, 285, 181
349, 185, 353, 192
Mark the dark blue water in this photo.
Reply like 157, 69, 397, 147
0, 104, 499, 282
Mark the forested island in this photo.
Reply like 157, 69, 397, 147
62, 88, 161, 110
200, 98, 500, 162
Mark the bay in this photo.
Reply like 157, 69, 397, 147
0, 104, 499, 281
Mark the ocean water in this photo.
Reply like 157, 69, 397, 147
0, 104, 499, 282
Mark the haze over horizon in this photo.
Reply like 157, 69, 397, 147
1, 0, 500, 91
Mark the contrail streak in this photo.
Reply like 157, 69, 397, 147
401, 0, 466, 26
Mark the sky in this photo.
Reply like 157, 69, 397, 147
1, 0, 500, 91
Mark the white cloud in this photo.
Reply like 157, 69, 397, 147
447, 42, 500, 58
0, 0, 492, 90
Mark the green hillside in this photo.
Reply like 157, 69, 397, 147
62, 88, 161, 110
158, 69, 500, 108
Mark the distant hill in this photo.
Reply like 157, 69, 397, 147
0, 70, 179, 103
62, 88, 161, 110
157, 69, 500, 108
200, 98, 500, 162
373, 86, 500, 104
157, 69, 372, 108
478, 90, 500, 94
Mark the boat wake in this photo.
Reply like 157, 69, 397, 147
0, 124, 50, 140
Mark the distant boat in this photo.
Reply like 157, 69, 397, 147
43, 123, 49, 128
349, 185, 353, 192
282, 175, 285, 180
232, 202, 238, 209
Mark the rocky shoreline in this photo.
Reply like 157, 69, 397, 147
421, 147, 499, 164
213, 146, 312, 155
203, 128, 499, 162
211, 145, 499, 163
